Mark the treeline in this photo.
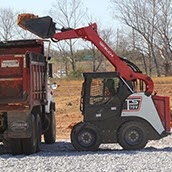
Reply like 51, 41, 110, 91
0, 0, 171, 77
111, 0, 172, 77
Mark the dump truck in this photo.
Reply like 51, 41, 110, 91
0, 39, 56, 154
17, 14, 171, 151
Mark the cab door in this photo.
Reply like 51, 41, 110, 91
83, 73, 122, 121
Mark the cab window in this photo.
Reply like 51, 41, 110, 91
89, 77, 120, 105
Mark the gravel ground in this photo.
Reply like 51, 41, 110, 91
0, 135, 172, 172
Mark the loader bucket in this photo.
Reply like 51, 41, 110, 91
17, 13, 56, 38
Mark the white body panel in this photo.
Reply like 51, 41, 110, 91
121, 93, 165, 135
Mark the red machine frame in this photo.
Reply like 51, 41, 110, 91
53, 23, 154, 94
53, 23, 171, 131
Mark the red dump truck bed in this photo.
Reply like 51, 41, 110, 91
0, 40, 47, 112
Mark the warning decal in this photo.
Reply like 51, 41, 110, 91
1, 60, 19, 68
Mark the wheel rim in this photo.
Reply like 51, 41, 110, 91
124, 128, 143, 146
78, 129, 96, 147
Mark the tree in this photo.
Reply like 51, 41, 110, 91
0, 8, 37, 41
0, 8, 16, 41
155, 0, 172, 76
49, 0, 87, 72
111, 0, 172, 76
14, 22, 36, 40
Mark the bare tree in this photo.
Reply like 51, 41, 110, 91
155, 0, 172, 75
0, 8, 16, 41
49, 0, 87, 72
111, 0, 172, 76
14, 24, 36, 40
0, 8, 36, 41
54, 42, 70, 75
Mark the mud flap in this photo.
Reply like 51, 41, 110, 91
3, 111, 32, 139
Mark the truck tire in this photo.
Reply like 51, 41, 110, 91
117, 121, 148, 150
71, 122, 101, 151
36, 114, 41, 152
10, 138, 22, 155
44, 109, 56, 144
22, 114, 37, 154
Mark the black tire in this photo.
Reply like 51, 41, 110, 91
10, 138, 22, 155
22, 114, 37, 155
118, 121, 148, 150
71, 122, 101, 151
36, 114, 41, 152
44, 109, 56, 144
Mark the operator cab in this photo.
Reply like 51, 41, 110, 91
80, 72, 133, 122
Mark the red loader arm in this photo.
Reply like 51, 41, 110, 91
53, 23, 154, 94
17, 14, 154, 94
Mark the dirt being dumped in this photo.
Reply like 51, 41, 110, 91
54, 79, 172, 140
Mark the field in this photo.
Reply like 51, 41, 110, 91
0, 77, 172, 171
54, 77, 172, 140
54, 80, 83, 139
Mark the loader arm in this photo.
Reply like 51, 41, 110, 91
53, 23, 154, 94
17, 14, 154, 94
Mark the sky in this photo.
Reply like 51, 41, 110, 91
0, 0, 117, 28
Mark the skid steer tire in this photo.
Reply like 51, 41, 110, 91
22, 114, 37, 155
44, 109, 56, 144
71, 122, 101, 151
118, 121, 148, 150
10, 138, 22, 155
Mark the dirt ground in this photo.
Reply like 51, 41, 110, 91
54, 79, 172, 140
54, 80, 83, 140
